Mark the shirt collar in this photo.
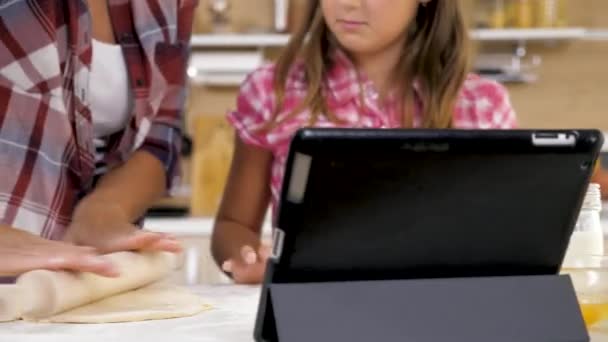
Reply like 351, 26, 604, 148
325, 48, 423, 107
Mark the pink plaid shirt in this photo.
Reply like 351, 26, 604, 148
0, 1, 196, 239
228, 51, 517, 214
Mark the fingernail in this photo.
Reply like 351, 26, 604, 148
47, 257, 67, 267
164, 234, 178, 240
80, 246, 97, 253
162, 240, 181, 250
89, 258, 104, 265
222, 261, 233, 272
105, 266, 121, 277
244, 251, 257, 265
87, 257, 120, 276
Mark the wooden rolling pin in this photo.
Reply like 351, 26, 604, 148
1, 252, 177, 321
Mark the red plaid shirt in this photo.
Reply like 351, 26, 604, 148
0, 0, 197, 239
228, 50, 518, 215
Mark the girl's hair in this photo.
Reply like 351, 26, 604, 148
272, 0, 471, 128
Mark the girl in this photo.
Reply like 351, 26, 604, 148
212, 0, 517, 284
0, 0, 196, 276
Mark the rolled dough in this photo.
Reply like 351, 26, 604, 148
28, 283, 212, 324
17, 252, 177, 320
3, 251, 212, 323
0, 285, 22, 322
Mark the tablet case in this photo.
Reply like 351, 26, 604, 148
255, 129, 603, 342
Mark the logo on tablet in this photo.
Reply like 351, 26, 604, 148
401, 143, 450, 152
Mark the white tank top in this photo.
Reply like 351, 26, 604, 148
90, 39, 132, 138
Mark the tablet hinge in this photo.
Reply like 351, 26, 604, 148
271, 228, 285, 261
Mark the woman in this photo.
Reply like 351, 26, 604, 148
0, 0, 197, 276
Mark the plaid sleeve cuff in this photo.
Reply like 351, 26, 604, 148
137, 122, 182, 193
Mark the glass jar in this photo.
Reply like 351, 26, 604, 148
563, 183, 604, 268
475, 0, 507, 28
561, 255, 608, 328
534, 0, 568, 27
534, 0, 556, 27
208, 0, 231, 33
274, 0, 289, 32
508, 0, 534, 28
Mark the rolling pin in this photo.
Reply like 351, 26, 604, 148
11, 251, 177, 320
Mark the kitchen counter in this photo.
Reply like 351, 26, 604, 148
0, 285, 606, 341
0, 286, 258, 342
144, 216, 272, 236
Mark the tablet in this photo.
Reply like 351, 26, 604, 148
268, 129, 604, 283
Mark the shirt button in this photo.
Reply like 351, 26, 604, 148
364, 83, 379, 101
121, 33, 133, 44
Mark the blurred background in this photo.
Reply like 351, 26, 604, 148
145, 0, 608, 284
156, 0, 608, 218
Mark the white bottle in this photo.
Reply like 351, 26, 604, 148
562, 183, 604, 268
274, 0, 289, 32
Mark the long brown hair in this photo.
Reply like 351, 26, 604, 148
272, 0, 471, 128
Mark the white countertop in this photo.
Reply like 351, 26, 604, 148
144, 217, 217, 235
0, 285, 606, 341
144, 217, 273, 236
0, 286, 260, 342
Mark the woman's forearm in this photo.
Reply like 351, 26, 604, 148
83, 151, 167, 222
64, 151, 182, 253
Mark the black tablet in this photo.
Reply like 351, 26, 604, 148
267, 129, 604, 283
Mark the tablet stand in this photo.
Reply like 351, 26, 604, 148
255, 264, 588, 342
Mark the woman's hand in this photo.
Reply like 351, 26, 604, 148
222, 245, 271, 285
0, 226, 118, 277
64, 200, 181, 254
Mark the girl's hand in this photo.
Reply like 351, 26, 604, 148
222, 245, 271, 284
